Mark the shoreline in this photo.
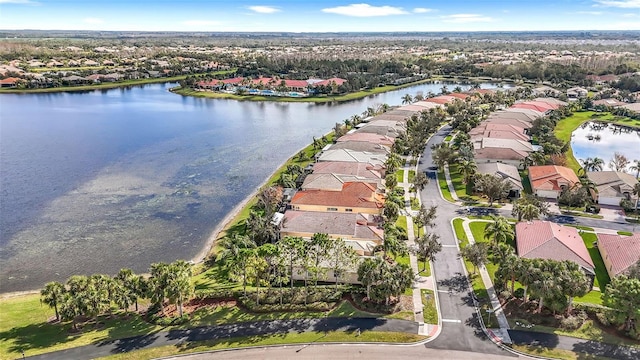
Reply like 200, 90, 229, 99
191, 138, 321, 265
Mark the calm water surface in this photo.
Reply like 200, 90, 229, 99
0, 81, 500, 292
571, 121, 640, 172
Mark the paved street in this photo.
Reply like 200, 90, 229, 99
416, 125, 512, 355
168, 344, 519, 360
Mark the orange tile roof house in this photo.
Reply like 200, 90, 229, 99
290, 182, 384, 214
0, 77, 19, 88
516, 221, 595, 276
528, 165, 579, 199
596, 233, 640, 278
469, 123, 530, 142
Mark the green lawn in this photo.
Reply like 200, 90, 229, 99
452, 218, 468, 244
395, 216, 408, 234
421, 290, 438, 324
519, 171, 533, 195
396, 169, 405, 183
510, 344, 609, 360
508, 319, 640, 349
437, 170, 455, 203
579, 232, 610, 291
98, 331, 427, 360
410, 197, 420, 211
617, 231, 633, 236
408, 170, 416, 183
448, 164, 481, 203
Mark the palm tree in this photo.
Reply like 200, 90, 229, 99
385, 153, 403, 174
500, 255, 521, 295
413, 204, 437, 237
350, 114, 362, 126
581, 157, 604, 172
216, 234, 256, 265
278, 236, 304, 288
41, 281, 65, 322
562, 268, 590, 314
630, 159, 640, 179
458, 159, 477, 185
483, 215, 514, 246
402, 94, 413, 105
149, 262, 170, 314
531, 271, 559, 313
414, 233, 442, 272
414, 93, 425, 102
440, 85, 449, 95
166, 261, 193, 317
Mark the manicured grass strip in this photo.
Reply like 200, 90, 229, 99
508, 320, 640, 349
395, 216, 408, 234
565, 225, 595, 232
408, 170, 416, 183
437, 171, 455, 203
410, 197, 420, 211
396, 169, 405, 183
617, 231, 633, 236
98, 331, 428, 360
579, 232, 610, 290
421, 290, 438, 324
172, 78, 436, 103
511, 344, 609, 360
452, 218, 468, 244
448, 164, 480, 202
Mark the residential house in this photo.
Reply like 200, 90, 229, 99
311, 161, 384, 180
501, 108, 544, 121
301, 173, 383, 192
83, 60, 100, 66
532, 85, 561, 97
593, 99, 625, 108
46, 60, 64, 67
516, 221, 595, 283
61, 75, 88, 84
336, 133, 394, 147
412, 101, 445, 110
355, 124, 402, 138
567, 87, 588, 99
424, 95, 458, 105
528, 165, 579, 199
326, 141, 391, 155
596, 233, 640, 278
316, 149, 387, 168
511, 101, 556, 114
280, 211, 383, 255
473, 138, 535, 166
469, 123, 530, 142
586, 171, 639, 207
487, 110, 538, 124
483, 117, 534, 130
290, 182, 384, 214
0, 77, 19, 88
533, 97, 567, 108
476, 162, 523, 198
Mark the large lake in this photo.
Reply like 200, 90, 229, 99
571, 121, 640, 172
0, 81, 501, 292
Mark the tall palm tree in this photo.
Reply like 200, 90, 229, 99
500, 255, 521, 295
562, 269, 590, 314
358, 257, 383, 299
166, 260, 193, 317
484, 215, 514, 246
411, 172, 429, 199
531, 271, 559, 313
401, 94, 413, 105
216, 234, 256, 266
458, 159, 478, 185
41, 281, 66, 322
518, 261, 537, 303
277, 236, 305, 288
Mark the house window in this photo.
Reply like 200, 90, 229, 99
327, 207, 338, 211
345, 208, 353, 212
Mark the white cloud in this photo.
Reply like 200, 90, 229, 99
441, 14, 493, 23
247, 5, 280, 14
322, 3, 409, 17
594, 0, 640, 8
83, 17, 104, 24
0, 0, 38, 4
413, 8, 434, 13
182, 20, 221, 26
623, 12, 638, 16
578, 11, 604, 15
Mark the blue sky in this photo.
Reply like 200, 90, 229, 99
1, 0, 639, 32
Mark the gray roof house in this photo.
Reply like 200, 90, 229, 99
327, 141, 391, 155
587, 171, 639, 207
301, 173, 383, 192
476, 162, 524, 197
317, 149, 386, 167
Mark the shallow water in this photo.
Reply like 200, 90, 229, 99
0, 81, 502, 292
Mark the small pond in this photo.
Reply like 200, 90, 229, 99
571, 121, 640, 171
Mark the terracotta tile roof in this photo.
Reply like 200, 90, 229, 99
281, 211, 383, 242
448, 92, 470, 99
529, 165, 579, 191
314, 77, 347, 86
516, 221, 595, 272
425, 95, 458, 104
301, 173, 382, 192
0, 77, 19, 84
291, 182, 384, 209
484, 117, 533, 129
412, 101, 444, 109
284, 79, 309, 88
596, 233, 640, 277
533, 97, 568, 107
311, 161, 384, 179
469, 123, 529, 141
511, 103, 552, 113
336, 133, 394, 146
474, 147, 529, 161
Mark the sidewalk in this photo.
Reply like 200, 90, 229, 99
461, 218, 512, 344
400, 159, 436, 334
